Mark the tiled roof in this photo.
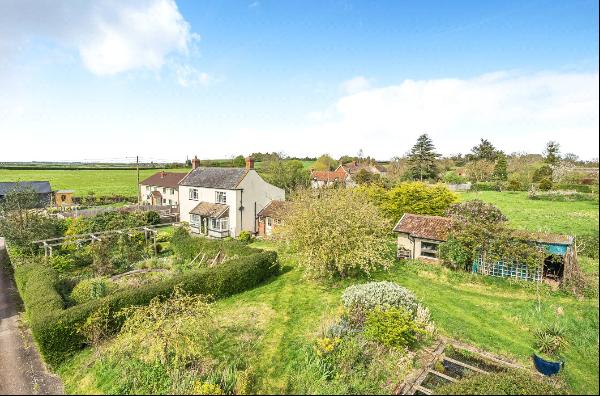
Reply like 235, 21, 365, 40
151, 190, 162, 198
180, 167, 248, 189
311, 170, 346, 182
140, 172, 186, 189
189, 202, 229, 218
257, 200, 289, 219
0, 181, 52, 195
393, 213, 453, 241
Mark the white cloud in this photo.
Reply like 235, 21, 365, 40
0, 0, 197, 76
233, 71, 599, 160
172, 62, 211, 87
340, 76, 371, 94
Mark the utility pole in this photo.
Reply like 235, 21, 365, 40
136, 155, 140, 205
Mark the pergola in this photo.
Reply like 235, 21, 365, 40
33, 222, 179, 257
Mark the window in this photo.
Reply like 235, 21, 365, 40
170, 188, 175, 195
146, 186, 150, 191
215, 191, 227, 204
190, 214, 201, 227
266, 217, 273, 227
189, 188, 198, 200
420, 241, 439, 258
168, 199, 172, 205
210, 217, 229, 231
163, 187, 167, 193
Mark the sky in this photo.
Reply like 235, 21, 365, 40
0, 0, 598, 162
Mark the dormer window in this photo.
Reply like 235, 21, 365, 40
216, 191, 227, 204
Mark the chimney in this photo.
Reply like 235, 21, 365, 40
191, 155, 200, 170
160, 171, 166, 178
245, 156, 255, 170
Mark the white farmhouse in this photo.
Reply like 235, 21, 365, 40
139, 171, 185, 206
178, 156, 285, 238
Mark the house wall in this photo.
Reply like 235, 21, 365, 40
237, 170, 285, 235
140, 184, 180, 205
179, 186, 239, 236
396, 234, 442, 260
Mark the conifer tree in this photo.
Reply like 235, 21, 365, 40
407, 134, 440, 181
493, 153, 508, 181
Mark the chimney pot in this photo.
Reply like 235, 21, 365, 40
191, 155, 200, 170
245, 156, 255, 170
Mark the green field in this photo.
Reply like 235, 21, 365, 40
459, 191, 599, 237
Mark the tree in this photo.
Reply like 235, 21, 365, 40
442, 171, 466, 184
465, 160, 495, 182
469, 139, 499, 161
277, 188, 391, 279
493, 153, 508, 181
313, 154, 338, 171
544, 141, 561, 165
354, 169, 380, 185
0, 186, 63, 251
358, 182, 457, 222
261, 158, 309, 193
232, 155, 246, 167
339, 155, 358, 164
406, 134, 440, 181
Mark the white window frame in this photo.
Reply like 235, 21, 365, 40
210, 217, 229, 231
189, 188, 198, 201
190, 214, 201, 227
145, 186, 150, 191
162, 187, 167, 194
215, 191, 227, 204
170, 188, 175, 195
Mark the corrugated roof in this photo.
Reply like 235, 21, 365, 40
0, 181, 52, 195
189, 202, 229, 218
140, 172, 186, 189
179, 167, 248, 189
392, 213, 453, 241
257, 200, 289, 219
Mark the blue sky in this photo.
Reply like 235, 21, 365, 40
0, 0, 598, 162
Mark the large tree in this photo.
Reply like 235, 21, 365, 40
261, 158, 309, 193
469, 139, 499, 161
406, 134, 440, 181
544, 141, 561, 165
277, 188, 391, 279
313, 154, 338, 171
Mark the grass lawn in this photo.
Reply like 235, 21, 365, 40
0, 168, 190, 197
459, 191, 599, 237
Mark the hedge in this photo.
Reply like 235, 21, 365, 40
471, 182, 501, 191
554, 183, 598, 193
13, 251, 279, 367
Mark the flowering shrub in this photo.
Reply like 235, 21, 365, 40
315, 337, 342, 357
363, 307, 427, 349
192, 381, 224, 395
342, 281, 419, 325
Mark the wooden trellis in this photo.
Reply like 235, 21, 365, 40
33, 222, 179, 257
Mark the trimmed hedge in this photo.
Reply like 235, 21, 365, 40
471, 182, 501, 191
14, 251, 279, 367
554, 183, 598, 193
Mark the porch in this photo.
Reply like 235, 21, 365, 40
189, 201, 230, 238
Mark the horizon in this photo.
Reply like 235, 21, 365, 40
1, 0, 599, 161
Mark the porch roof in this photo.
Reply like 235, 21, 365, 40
190, 201, 229, 219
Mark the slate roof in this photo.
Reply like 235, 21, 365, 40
179, 167, 248, 189
140, 172, 186, 189
257, 200, 289, 219
0, 181, 52, 196
393, 213, 453, 242
189, 202, 229, 218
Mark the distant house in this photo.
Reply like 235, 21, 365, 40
257, 200, 289, 237
0, 181, 52, 207
139, 171, 185, 206
393, 213, 576, 282
178, 156, 285, 238
310, 160, 387, 188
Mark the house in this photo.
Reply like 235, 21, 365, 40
0, 181, 52, 207
179, 156, 285, 238
257, 200, 289, 237
139, 171, 185, 206
393, 213, 452, 260
310, 160, 387, 188
393, 213, 576, 283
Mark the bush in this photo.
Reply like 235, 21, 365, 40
506, 178, 524, 191
363, 307, 426, 349
538, 177, 553, 191
471, 182, 500, 191
533, 323, 568, 357
237, 230, 254, 243
436, 370, 567, 395
342, 281, 419, 325
70, 277, 116, 304
49, 254, 76, 272
170, 227, 259, 263
145, 211, 161, 225
443, 171, 466, 184
14, 251, 279, 367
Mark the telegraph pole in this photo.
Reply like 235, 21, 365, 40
136, 155, 140, 205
